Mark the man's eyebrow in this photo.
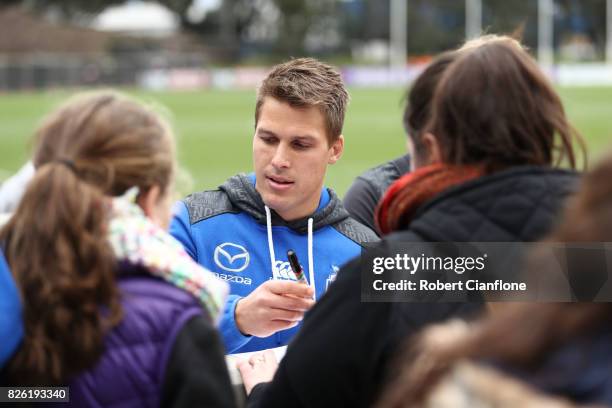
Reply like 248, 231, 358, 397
293, 135, 317, 142
256, 128, 277, 137
257, 128, 317, 141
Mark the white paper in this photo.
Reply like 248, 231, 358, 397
225, 345, 288, 385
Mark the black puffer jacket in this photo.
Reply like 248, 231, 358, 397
247, 166, 579, 408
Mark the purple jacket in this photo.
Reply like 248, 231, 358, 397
67, 274, 204, 407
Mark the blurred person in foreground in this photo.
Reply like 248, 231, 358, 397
170, 57, 378, 354
377, 152, 612, 407
0, 91, 236, 407
0, 161, 34, 215
343, 52, 458, 234
237, 35, 585, 407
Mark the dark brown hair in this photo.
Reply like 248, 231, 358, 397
420, 35, 585, 172
255, 57, 349, 144
377, 152, 612, 408
1, 91, 175, 384
403, 51, 458, 156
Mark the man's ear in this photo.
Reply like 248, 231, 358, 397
328, 135, 344, 165
422, 132, 443, 164
137, 185, 162, 219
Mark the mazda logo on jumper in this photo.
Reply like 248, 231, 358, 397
214, 243, 250, 272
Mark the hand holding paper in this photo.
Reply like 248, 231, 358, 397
237, 349, 279, 394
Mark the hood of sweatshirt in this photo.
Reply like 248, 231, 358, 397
219, 173, 349, 234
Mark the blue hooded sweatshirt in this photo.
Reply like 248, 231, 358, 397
170, 173, 378, 353
0, 250, 23, 368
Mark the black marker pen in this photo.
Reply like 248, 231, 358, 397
287, 249, 308, 284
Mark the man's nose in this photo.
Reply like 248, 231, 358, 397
271, 143, 290, 169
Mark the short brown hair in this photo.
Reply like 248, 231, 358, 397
424, 35, 585, 172
255, 57, 349, 144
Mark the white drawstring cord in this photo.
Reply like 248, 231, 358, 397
307, 217, 315, 299
265, 205, 277, 278
265, 205, 316, 299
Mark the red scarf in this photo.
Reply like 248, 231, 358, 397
375, 163, 484, 235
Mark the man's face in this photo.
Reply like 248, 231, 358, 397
253, 97, 343, 221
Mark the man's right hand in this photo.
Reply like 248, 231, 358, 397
235, 280, 315, 338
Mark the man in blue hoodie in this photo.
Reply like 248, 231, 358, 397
170, 57, 378, 353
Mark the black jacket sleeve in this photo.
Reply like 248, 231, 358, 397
343, 155, 411, 235
245, 254, 484, 408
343, 177, 380, 234
245, 259, 393, 408
161, 315, 237, 408
247, 364, 295, 407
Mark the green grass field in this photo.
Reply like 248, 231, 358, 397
0, 87, 611, 197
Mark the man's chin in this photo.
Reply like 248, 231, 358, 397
260, 194, 289, 213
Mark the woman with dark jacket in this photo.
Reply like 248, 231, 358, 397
378, 152, 612, 407
0, 92, 236, 407
238, 35, 585, 407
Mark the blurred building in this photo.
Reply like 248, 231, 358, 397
0, 0, 610, 91
92, 2, 179, 37
0, 5, 208, 91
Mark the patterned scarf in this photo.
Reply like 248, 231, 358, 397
107, 189, 228, 324
376, 163, 484, 235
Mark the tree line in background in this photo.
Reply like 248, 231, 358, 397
3, 0, 608, 63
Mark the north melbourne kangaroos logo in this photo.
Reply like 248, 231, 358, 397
273, 260, 299, 281
214, 242, 250, 272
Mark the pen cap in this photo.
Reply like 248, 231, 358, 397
287, 249, 302, 273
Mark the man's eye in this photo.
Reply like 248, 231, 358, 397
293, 142, 309, 149
261, 136, 276, 144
